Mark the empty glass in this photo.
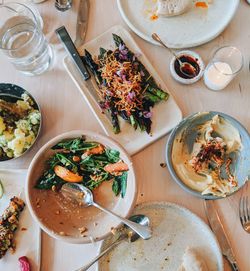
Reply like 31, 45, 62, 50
0, 2, 53, 76
203, 46, 243, 91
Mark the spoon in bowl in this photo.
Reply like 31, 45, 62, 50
61, 183, 152, 240
76, 214, 150, 271
151, 33, 197, 78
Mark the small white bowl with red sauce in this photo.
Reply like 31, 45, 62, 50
170, 50, 204, 84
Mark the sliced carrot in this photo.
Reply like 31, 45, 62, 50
104, 161, 129, 174
85, 144, 105, 155
54, 165, 83, 183
195, 2, 208, 8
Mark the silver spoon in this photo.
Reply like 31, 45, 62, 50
151, 33, 197, 78
61, 183, 152, 240
76, 214, 149, 271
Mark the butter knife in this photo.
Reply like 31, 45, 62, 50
204, 200, 240, 271
75, 0, 89, 48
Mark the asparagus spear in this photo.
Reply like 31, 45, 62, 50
84, 49, 102, 85
99, 47, 107, 60
112, 34, 169, 98
144, 92, 162, 103
109, 105, 120, 134
146, 85, 169, 101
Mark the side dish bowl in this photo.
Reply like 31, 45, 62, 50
0, 83, 41, 162
25, 130, 137, 244
166, 111, 250, 200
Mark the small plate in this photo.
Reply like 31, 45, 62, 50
166, 111, 250, 199
170, 50, 205, 85
26, 130, 137, 244
0, 169, 41, 271
63, 25, 182, 155
98, 202, 223, 271
0, 83, 42, 162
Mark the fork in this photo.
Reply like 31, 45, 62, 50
239, 195, 250, 233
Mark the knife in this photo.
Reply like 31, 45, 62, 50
55, 26, 90, 80
75, 0, 89, 48
204, 200, 240, 271
55, 26, 112, 124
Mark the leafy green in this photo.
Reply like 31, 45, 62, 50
112, 178, 120, 196
105, 149, 120, 163
51, 137, 98, 152
35, 170, 64, 190
55, 153, 78, 173
112, 172, 128, 198
35, 137, 128, 197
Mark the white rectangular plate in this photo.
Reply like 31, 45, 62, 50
64, 25, 182, 155
0, 169, 41, 271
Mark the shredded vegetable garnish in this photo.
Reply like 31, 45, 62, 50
82, 34, 169, 134
98, 53, 144, 113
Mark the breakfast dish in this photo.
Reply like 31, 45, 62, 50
26, 131, 136, 244
0, 170, 41, 271
98, 202, 223, 271
117, 0, 239, 48
167, 112, 250, 199
0, 197, 25, 259
0, 84, 41, 161
64, 25, 182, 155
83, 34, 169, 134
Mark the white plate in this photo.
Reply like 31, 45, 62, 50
117, 0, 239, 48
0, 169, 41, 271
64, 25, 182, 155
98, 202, 224, 271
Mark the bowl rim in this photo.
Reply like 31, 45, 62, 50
0, 83, 42, 162
166, 111, 250, 200
169, 50, 205, 85
25, 130, 137, 244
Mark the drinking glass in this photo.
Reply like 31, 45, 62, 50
203, 46, 243, 91
0, 2, 53, 76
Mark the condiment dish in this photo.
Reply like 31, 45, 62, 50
170, 50, 204, 85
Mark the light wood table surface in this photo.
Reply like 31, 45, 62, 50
0, 0, 250, 270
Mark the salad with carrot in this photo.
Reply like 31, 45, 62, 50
82, 34, 169, 134
35, 136, 129, 198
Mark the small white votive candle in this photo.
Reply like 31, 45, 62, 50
203, 46, 243, 91
204, 62, 233, 91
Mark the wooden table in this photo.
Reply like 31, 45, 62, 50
0, 0, 249, 270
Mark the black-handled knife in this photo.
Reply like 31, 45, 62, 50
55, 26, 90, 80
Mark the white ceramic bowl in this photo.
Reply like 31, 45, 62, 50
25, 130, 137, 244
170, 50, 205, 85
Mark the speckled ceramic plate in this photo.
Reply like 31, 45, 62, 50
166, 111, 250, 200
117, 0, 239, 48
98, 202, 223, 271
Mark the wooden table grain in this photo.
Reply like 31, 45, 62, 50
0, 0, 249, 270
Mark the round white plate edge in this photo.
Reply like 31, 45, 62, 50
117, 0, 240, 48
97, 201, 224, 271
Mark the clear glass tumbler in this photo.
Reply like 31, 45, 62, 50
203, 46, 243, 91
0, 2, 53, 76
